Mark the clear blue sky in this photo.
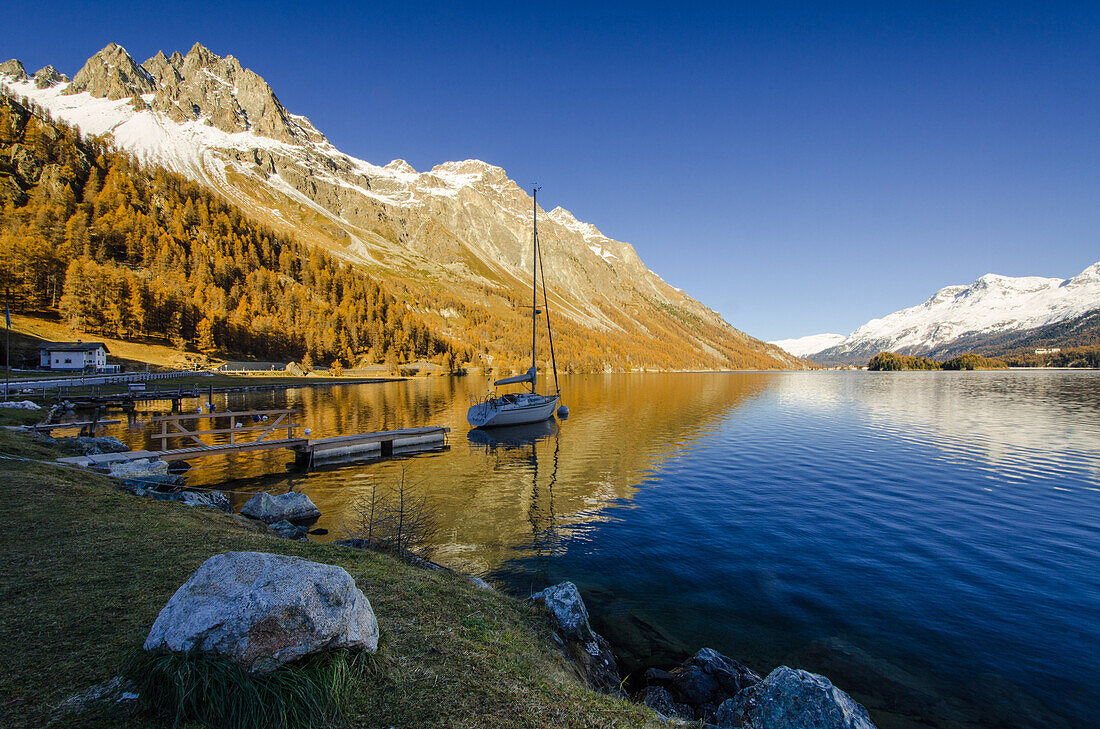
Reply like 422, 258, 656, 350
5, 1, 1098, 340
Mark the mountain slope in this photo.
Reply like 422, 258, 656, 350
772, 262, 1100, 365
0, 44, 804, 371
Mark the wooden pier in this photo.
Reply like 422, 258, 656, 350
55, 408, 449, 469
295, 426, 450, 464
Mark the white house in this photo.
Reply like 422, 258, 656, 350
39, 342, 110, 371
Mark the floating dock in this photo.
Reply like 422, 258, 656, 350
295, 426, 450, 465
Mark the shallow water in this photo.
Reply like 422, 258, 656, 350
105, 371, 1100, 728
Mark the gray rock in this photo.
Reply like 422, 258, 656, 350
659, 647, 762, 722
644, 685, 693, 721
469, 576, 493, 590
108, 458, 169, 480
269, 519, 309, 539
144, 551, 378, 673
715, 666, 876, 729
55, 435, 131, 455
530, 581, 595, 643
530, 582, 623, 695
240, 491, 320, 523
175, 490, 231, 512
57, 676, 139, 718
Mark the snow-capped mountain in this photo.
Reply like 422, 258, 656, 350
768, 333, 846, 359
773, 262, 1100, 364
0, 43, 804, 370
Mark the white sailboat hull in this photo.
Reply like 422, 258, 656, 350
467, 393, 560, 428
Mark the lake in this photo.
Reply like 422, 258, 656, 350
104, 371, 1100, 729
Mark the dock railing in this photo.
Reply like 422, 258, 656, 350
151, 409, 301, 451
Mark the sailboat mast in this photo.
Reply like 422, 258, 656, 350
531, 187, 539, 394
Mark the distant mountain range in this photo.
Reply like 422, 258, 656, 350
771, 262, 1100, 365
0, 43, 804, 371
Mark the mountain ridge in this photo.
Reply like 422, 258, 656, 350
771, 262, 1100, 365
1, 42, 805, 371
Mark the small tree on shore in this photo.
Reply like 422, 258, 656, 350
341, 468, 438, 555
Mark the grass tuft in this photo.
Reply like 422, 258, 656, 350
125, 649, 377, 729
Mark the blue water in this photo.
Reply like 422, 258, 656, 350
110, 371, 1100, 728
486, 372, 1100, 728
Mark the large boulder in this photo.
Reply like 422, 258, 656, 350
530, 582, 623, 695
240, 491, 320, 523
713, 666, 877, 729
144, 552, 378, 673
652, 647, 762, 721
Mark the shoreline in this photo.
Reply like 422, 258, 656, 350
0, 427, 660, 729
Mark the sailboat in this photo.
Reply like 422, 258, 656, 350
467, 188, 563, 428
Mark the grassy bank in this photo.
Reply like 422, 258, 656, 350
0, 430, 656, 728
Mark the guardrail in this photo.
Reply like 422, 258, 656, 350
2, 370, 210, 395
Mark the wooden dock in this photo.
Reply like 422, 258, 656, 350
296, 426, 450, 464
55, 409, 449, 469
26, 419, 122, 432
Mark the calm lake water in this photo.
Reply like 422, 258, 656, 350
105, 371, 1100, 729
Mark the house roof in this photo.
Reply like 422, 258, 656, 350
39, 342, 110, 353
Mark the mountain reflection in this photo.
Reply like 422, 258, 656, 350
773, 371, 1100, 488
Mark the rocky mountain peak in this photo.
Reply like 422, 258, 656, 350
0, 60, 28, 81
33, 65, 68, 89
141, 50, 181, 87
184, 42, 218, 66
384, 159, 418, 174
67, 43, 154, 100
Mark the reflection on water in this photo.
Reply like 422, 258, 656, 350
103, 371, 1100, 729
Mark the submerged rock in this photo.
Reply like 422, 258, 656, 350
144, 551, 378, 673
713, 666, 876, 729
240, 491, 320, 523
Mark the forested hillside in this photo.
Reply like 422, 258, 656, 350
0, 91, 463, 369
0, 87, 801, 372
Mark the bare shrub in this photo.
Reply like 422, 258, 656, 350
342, 467, 438, 555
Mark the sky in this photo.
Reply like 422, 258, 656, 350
4, 1, 1098, 340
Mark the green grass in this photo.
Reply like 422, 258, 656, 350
0, 407, 45, 426
0, 429, 658, 729
127, 649, 376, 729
